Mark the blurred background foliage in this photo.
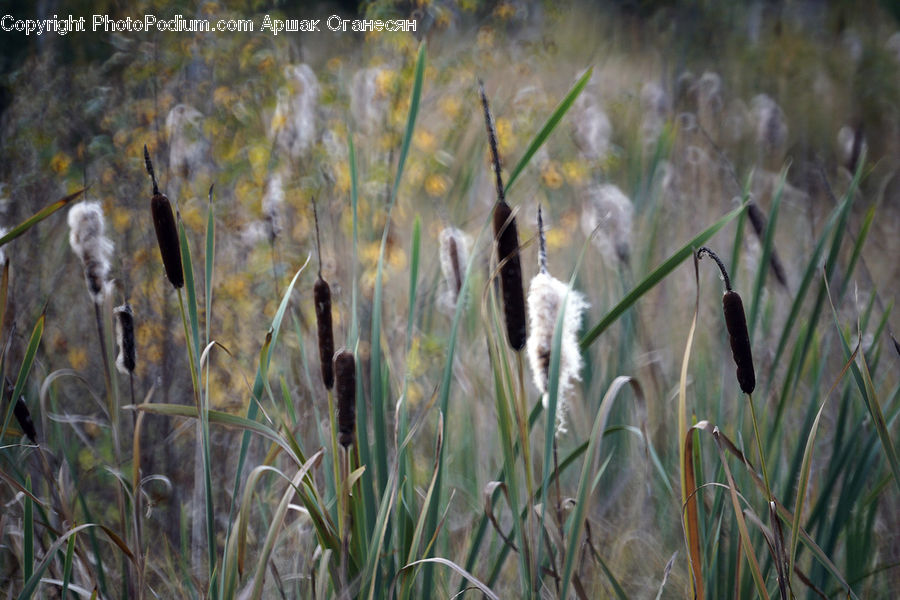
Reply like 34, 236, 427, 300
2, 0, 900, 596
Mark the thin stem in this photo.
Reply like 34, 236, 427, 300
537, 205, 548, 274
748, 393, 773, 501
328, 389, 343, 538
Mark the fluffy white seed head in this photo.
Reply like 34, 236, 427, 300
166, 104, 207, 180
438, 227, 470, 312
351, 67, 391, 135
580, 183, 634, 265
572, 92, 612, 161
262, 173, 285, 240
751, 94, 788, 153
270, 64, 319, 160
67, 202, 113, 304
527, 272, 588, 436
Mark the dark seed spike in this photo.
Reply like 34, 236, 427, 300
151, 192, 184, 289
448, 235, 462, 298
745, 203, 788, 288
315, 278, 335, 390
537, 204, 548, 274
697, 246, 732, 292
493, 201, 527, 351
723, 290, 756, 394
143, 145, 158, 196
334, 350, 356, 447
478, 81, 505, 204
115, 303, 136, 374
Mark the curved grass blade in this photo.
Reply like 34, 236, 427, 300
559, 376, 644, 600
712, 428, 770, 600
17, 523, 133, 600
399, 558, 500, 600
250, 451, 325, 600
225, 258, 310, 532
504, 67, 592, 194
0, 188, 85, 247
580, 203, 745, 349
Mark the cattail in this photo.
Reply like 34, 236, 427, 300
312, 200, 334, 390
144, 145, 184, 289
270, 64, 320, 160
315, 279, 334, 389
526, 207, 588, 436
165, 104, 207, 180
439, 227, 469, 310
67, 201, 114, 304
698, 247, 755, 395
480, 81, 527, 351
572, 91, 612, 161
6, 377, 36, 444
580, 183, 634, 265
333, 350, 356, 447
113, 303, 136, 375
750, 94, 788, 156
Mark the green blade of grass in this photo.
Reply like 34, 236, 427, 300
826, 278, 900, 495
504, 67, 592, 194
580, 202, 745, 349
789, 329, 860, 587
1, 312, 44, 441
0, 188, 85, 247
61, 533, 76, 600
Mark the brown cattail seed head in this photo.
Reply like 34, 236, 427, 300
494, 201, 527, 351
151, 193, 184, 289
145, 146, 183, 289
723, 290, 755, 394
333, 350, 356, 447
314, 277, 335, 390
114, 303, 136, 375
6, 378, 36, 443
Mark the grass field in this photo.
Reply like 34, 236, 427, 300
1, 1, 899, 598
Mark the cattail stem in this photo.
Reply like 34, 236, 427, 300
327, 389, 343, 537
537, 205, 548, 275
143, 145, 159, 196
697, 246, 731, 291
748, 393, 773, 501
514, 352, 536, 586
